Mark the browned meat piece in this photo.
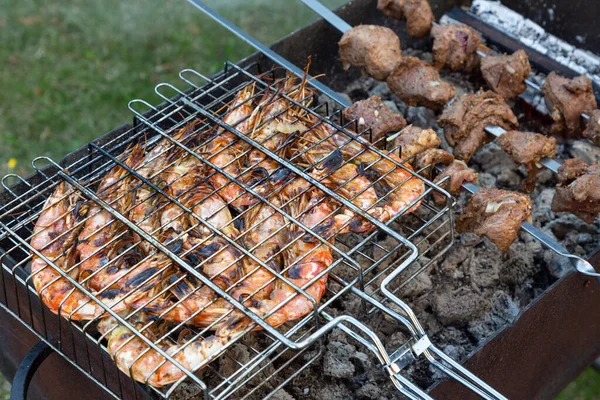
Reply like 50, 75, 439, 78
391, 126, 440, 160
343, 96, 407, 146
542, 72, 597, 137
551, 189, 600, 223
387, 57, 457, 110
377, 0, 434, 38
339, 25, 402, 81
496, 131, 557, 166
480, 50, 531, 99
433, 160, 478, 205
438, 90, 518, 162
552, 158, 600, 223
431, 24, 482, 72
457, 188, 532, 251
414, 148, 454, 173
496, 130, 557, 192
557, 158, 589, 182
571, 175, 600, 202
583, 109, 600, 146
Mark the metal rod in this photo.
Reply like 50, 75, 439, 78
300, 0, 600, 278
300, 0, 565, 172
184, 0, 350, 107
299, 0, 352, 33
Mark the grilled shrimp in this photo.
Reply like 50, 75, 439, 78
96, 152, 205, 311
130, 123, 201, 254
232, 195, 287, 302
139, 278, 233, 329
101, 312, 243, 388
299, 120, 424, 224
30, 182, 103, 320
255, 187, 334, 328
332, 131, 424, 220
183, 186, 242, 290
239, 76, 304, 200
139, 185, 242, 327
303, 147, 379, 233
205, 84, 258, 208
130, 125, 196, 252
77, 144, 145, 292
215, 184, 337, 336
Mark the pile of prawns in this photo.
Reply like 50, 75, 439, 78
30, 73, 424, 388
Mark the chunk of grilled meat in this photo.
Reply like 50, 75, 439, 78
339, 25, 402, 81
387, 57, 456, 110
431, 24, 482, 72
391, 126, 440, 160
457, 188, 532, 251
439, 89, 518, 162
496, 131, 557, 192
414, 148, 454, 176
542, 72, 597, 137
552, 158, 600, 223
433, 160, 477, 205
583, 109, 600, 146
480, 50, 531, 99
556, 158, 595, 182
377, 0, 434, 38
343, 96, 407, 147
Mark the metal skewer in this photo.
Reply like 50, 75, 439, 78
300, 0, 592, 173
460, 182, 599, 278
299, 0, 599, 279
299, 0, 591, 124
184, 0, 350, 107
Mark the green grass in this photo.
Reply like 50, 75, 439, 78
557, 368, 600, 400
1, 0, 599, 398
0, 0, 345, 178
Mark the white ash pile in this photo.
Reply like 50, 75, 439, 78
468, 0, 600, 82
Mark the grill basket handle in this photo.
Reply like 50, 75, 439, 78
10, 340, 53, 400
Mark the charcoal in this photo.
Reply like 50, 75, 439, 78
431, 287, 490, 325
356, 383, 383, 400
323, 341, 357, 379
570, 140, 600, 164
312, 382, 353, 400
271, 389, 296, 400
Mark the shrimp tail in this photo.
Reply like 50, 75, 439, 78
316, 148, 344, 175
269, 167, 292, 183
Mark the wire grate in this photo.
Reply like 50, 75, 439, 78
0, 61, 455, 399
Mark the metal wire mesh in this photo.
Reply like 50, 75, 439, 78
0, 61, 454, 399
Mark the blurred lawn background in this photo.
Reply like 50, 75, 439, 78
0, 0, 598, 398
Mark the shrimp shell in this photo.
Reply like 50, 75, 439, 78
77, 144, 145, 292
255, 188, 333, 328
104, 312, 246, 388
232, 196, 287, 302
30, 182, 103, 320
205, 84, 258, 208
